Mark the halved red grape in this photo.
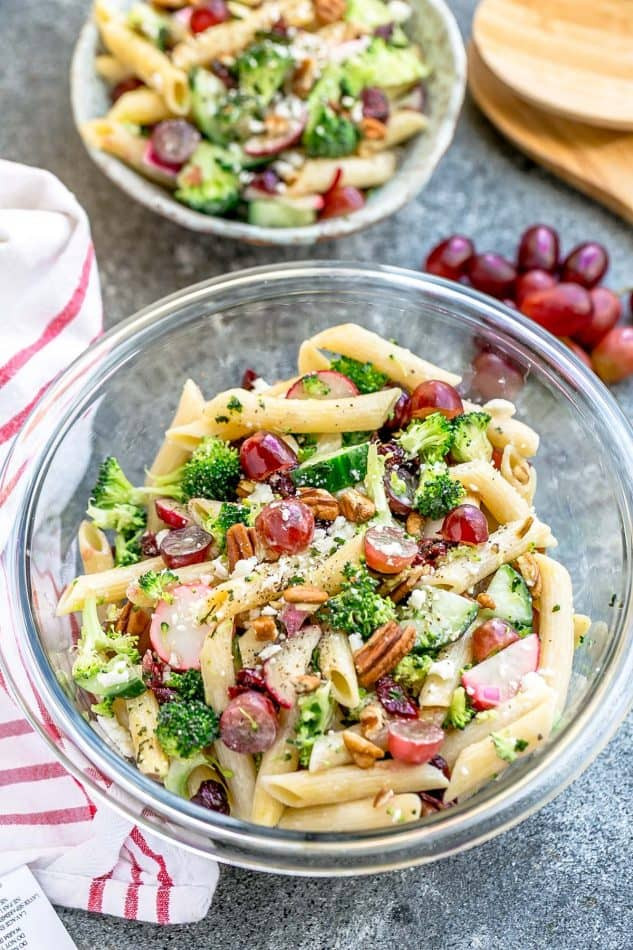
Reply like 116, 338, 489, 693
244, 113, 306, 158
520, 282, 593, 336
517, 225, 559, 273
472, 618, 520, 663
573, 287, 621, 348
320, 185, 365, 219
239, 431, 297, 481
286, 370, 358, 400
381, 390, 412, 433
592, 327, 633, 383
364, 525, 418, 574
151, 120, 200, 167
471, 351, 525, 400
441, 505, 489, 545
190, 779, 230, 814
467, 253, 517, 298
410, 380, 463, 420
361, 87, 390, 122
160, 525, 213, 569
561, 242, 608, 288
255, 499, 315, 555
220, 690, 278, 754
387, 720, 444, 764
190, 0, 229, 33
515, 269, 557, 305
424, 235, 474, 281
155, 497, 191, 529
384, 466, 416, 516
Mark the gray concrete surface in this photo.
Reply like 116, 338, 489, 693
2, 1, 633, 947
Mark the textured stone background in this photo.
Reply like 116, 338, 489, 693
2, 0, 633, 947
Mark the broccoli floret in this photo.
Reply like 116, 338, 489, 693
342, 430, 372, 447
414, 462, 465, 519
114, 529, 145, 567
330, 355, 389, 394
164, 669, 205, 702
86, 457, 149, 564
206, 502, 252, 551
138, 569, 179, 604
72, 596, 144, 699
236, 39, 293, 106
364, 442, 392, 524
293, 682, 334, 767
91, 695, 115, 717
303, 373, 332, 398
393, 653, 432, 695
297, 434, 318, 463
176, 142, 241, 216
182, 436, 241, 501
450, 412, 493, 463
398, 413, 454, 463
491, 731, 529, 764
443, 686, 475, 730
341, 38, 428, 97
156, 699, 219, 759
321, 561, 396, 640
302, 103, 359, 158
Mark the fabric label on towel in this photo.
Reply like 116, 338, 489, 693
0, 866, 77, 949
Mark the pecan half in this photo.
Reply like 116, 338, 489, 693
353, 621, 416, 688
343, 730, 385, 769
298, 486, 340, 521
314, 0, 345, 24
359, 701, 387, 743
226, 522, 255, 572
360, 116, 388, 140
338, 488, 376, 523
293, 673, 322, 693
512, 459, 531, 485
405, 511, 424, 537
236, 478, 256, 498
476, 592, 496, 610
283, 584, 329, 604
115, 602, 151, 639
515, 552, 542, 597
251, 616, 277, 642
388, 565, 426, 604
292, 56, 317, 97
373, 786, 395, 809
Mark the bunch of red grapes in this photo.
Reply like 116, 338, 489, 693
424, 226, 633, 385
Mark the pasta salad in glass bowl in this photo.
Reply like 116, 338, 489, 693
56, 322, 578, 831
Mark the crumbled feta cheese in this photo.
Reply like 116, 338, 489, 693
210, 556, 229, 580
96, 659, 134, 688
233, 556, 258, 577
251, 376, 270, 393
258, 643, 282, 661
327, 516, 356, 541
348, 633, 364, 653
96, 715, 134, 759
350, 101, 364, 124
246, 482, 275, 505
388, 0, 412, 22
261, 604, 278, 616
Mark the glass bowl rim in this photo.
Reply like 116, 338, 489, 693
3, 260, 633, 871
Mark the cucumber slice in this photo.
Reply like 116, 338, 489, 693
248, 199, 316, 228
483, 564, 533, 632
406, 587, 478, 652
290, 442, 369, 493
165, 752, 210, 799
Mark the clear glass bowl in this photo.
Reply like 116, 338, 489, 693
3, 262, 633, 874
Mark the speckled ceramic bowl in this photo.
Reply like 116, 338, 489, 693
70, 0, 466, 245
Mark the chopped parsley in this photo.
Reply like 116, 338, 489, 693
227, 396, 243, 412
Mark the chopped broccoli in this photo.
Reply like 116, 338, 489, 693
91, 695, 115, 717
138, 569, 179, 604
114, 529, 145, 567
206, 502, 253, 551
329, 355, 388, 394
364, 442, 392, 524
156, 698, 219, 759
393, 653, 432, 695
321, 561, 395, 640
450, 412, 493, 463
293, 682, 334, 766
341, 38, 428, 97
414, 462, 465, 519
72, 596, 144, 699
302, 373, 332, 398
302, 103, 359, 158
156, 436, 241, 503
176, 142, 241, 215
342, 430, 372, 447
236, 39, 293, 106
398, 413, 454, 463
164, 669, 205, 702
127, 2, 171, 50
86, 456, 149, 565
443, 686, 475, 730
190, 68, 252, 144
297, 434, 318, 463
491, 731, 529, 764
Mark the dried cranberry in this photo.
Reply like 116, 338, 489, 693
141, 650, 177, 704
373, 21, 394, 40
429, 753, 450, 779
190, 779, 230, 815
361, 87, 390, 123
265, 470, 297, 497
413, 538, 458, 567
110, 77, 143, 103
236, 666, 267, 692
270, 17, 288, 37
418, 791, 447, 816
210, 59, 236, 88
250, 168, 280, 194
376, 440, 406, 466
375, 675, 419, 718
241, 367, 258, 390
140, 531, 159, 557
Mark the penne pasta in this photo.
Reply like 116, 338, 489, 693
95, 53, 133, 83
499, 443, 537, 504
358, 110, 428, 156
279, 793, 422, 831
534, 554, 575, 717
286, 152, 397, 197
252, 707, 299, 826
78, 520, 114, 575
318, 631, 361, 709
214, 742, 257, 821
308, 728, 356, 772
450, 459, 531, 524
81, 119, 177, 188
199, 619, 235, 712
107, 86, 174, 124
126, 692, 169, 779
418, 627, 475, 709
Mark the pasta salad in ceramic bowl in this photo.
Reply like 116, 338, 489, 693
57, 323, 579, 831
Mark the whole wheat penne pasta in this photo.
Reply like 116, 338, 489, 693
279, 793, 422, 831
358, 109, 428, 156
81, 119, 177, 188
534, 554, 574, 716
450, 460, 531, 524
126, 692, 169, 779
261, 760, 448, 808
444, 697, 556, 802
287, 152, 397, 197
108, 86, 174, 124
252, 707, 299, 826
95, 53, 133, 83
318, 631, 361, 709
78, 520, 115, 575
303, 324, 461, 389
499, 443, 537, 504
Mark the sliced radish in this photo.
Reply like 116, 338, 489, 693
155, 497, 192, 529
387, 720, 445, 764
263, 625, 321, 708
286, 370, 359, 400
278, 604, 311, 637
149, 582, 214, 670
462, 634, 540, 710
244, 112, 307, 158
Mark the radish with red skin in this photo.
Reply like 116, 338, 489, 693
387, 720, 445, 764
278, 604, 310, 637
286, 370, 359, 400
150, 583, 214, 670
220, 690, 278, 754
155, 497, 191, 529
244, 111, 307, 158
190, 0, 229, 33
364, 525, 418, 574
462, 634, 540, 710
239, 431, 297, 481
263, 626, 321, 708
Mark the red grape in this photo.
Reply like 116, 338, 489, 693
410, 380, 463, 420
320, 186, 364, 219
591, 327, 633, 383
515, 269, 557, 305
520, 282, 593, 336
441, 505, 489, 545
151, 120, 200, 167
190, 0, 229, 33
561, 242, 608, 288
467, 253, 517, 298
471, 351, 525, 400
159, 525, 213, 569
472, 619, 520, 663
573, 287, 621, 348
220, 691, 278, 754
239, 431, 297, 481
424, 235, 474, 280
364, 525, 418, 574
381, 390, 412, 433
387, 720, 444, 764
517, 225, 559, 273
383, 466, 417, 516
361, 87, 390, 123
255, 499, 315, 555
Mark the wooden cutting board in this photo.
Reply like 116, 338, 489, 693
467, 43, 633, 225
473, 0, 633, 130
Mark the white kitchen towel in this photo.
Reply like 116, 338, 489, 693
0, 160, 219, 923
